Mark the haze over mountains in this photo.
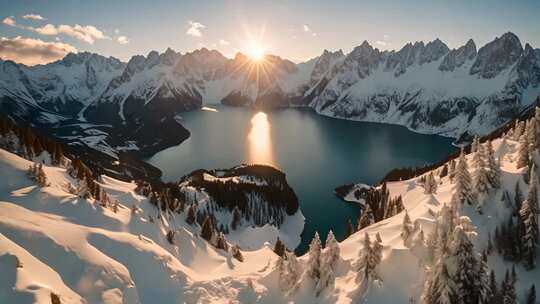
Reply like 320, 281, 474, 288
0, 32, 539, 160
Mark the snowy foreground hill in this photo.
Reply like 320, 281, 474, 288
2, 112, 540, 303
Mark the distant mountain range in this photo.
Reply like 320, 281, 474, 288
0, 31, 539, 158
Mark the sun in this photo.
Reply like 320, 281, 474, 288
246, 40, 266, 61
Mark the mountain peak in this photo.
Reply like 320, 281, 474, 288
470, 31, 523, 78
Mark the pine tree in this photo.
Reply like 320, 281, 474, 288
526, 285, 536, 304
488, 270, 498, 303
451, 226, 479, 304
232, 245, 243, 262
454, 150, 475, 205
401, 211, 414, 242
216, 232, 228, 251
449, 159, 457, 183
486, 140, 501, 189
517, 134, 530, 169
478, 252, 492, 304
474, 161, 490, 195
274, 237, 286, 257
317, 255, 334, 296
515, 182, 524, 213
440, 164, 449, 179
425, 172, 438, 194
307, 232, 322, 281
324, 230, 340, 267
423, 256, 456, 304
186, 204, 196, 225
231, 206, 242, 230
200, 216, 214, 241
527, 118, 537, 155
357, 204, 375, 230
472, 143, 485, 169
501, 269, 517, 304
356, 232, 379, 283
279, 251, 299, 294
520, 197, 538, 269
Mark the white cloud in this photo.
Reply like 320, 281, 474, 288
114, 28, 120, 34
312, 32, 317, 37
186, 21, 205, 37
22, 14, 45, 21
0, 36, 76, 65
2, 16, 16, 27
219, 39, 229, 45
375, 40, 388, 46
117, 36, 129, 45
33, 24, 109, 44
303, 24, 310, 32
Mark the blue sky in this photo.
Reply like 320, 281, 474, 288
1, 0, 539, 65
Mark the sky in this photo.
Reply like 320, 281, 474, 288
0, 0, 539, 65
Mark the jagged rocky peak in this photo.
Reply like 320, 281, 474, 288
439, 39, 477, 72
309, 49, 345, 85
512, 43, 540, 88
419, 38, 449, 64
58, 52, 124, 70
341, 40, 383, 79
385, 41, 425, 76
470, 31, 523, 79
124, 55, 148, 76
159, 47, 180, 65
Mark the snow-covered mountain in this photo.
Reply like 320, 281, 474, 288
1, 32, 539, 153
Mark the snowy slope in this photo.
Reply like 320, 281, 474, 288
0, 148, 303, 304
3, 112, 540, 303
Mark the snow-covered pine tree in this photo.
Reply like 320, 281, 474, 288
422, 255, 456, 304
478, 252, 491, 304
500, 269, 517, 304
449, 159, 456, 183
324, 230, 340, 267
280, 251, 299, 294
454, 150, 475, 206
514, 120, 525, 141
357, 204, 375, 230
488, 270, 498, 303
200, 216, 214, 241
526, 285, 536, 304
451, 226, 479, 304
36, 163, 48, 187
401, 211, 414, 242
520, 197, 538, 269
372, 233, 383, 268
356, 232, 374, 283
474, 160, 490, 196
526, 118, 537, 155
517, 134, 530, 169
306, 232, 322, 281
486, 140, 501, 189
472, 143, 485, 169
231, 206, 242, 230
424, 172, 438, 194
515, 182, 524, 213
316, 255, 334, 296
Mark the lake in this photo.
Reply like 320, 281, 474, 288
147, 105, 456, 254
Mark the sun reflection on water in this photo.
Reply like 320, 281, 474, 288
247, 112, 274, 165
